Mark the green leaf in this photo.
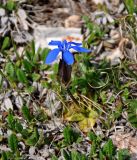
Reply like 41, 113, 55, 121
99, 150, 105, 160
88, 132, 97, 141
23, 59, 33, 72
26, 128, 39, 146
102, 139, 115, 158
25, 50, 32, 61
6, 0, 16, 11
7, 111, 15, 130
8, 134, 18, 152
124, 0, 134, 14
2, 151, 8, 160
63, 126, 80, 145
1, 37, 10, 51
21, 129, 29, 139
35, 108, 48, 122
40, 48, 50, 62
122, 88, 129, 100
90, 141, 97, 156
15, 121, 23, 133
127, 99, 137, 109
127, 100, 137, 128
51, 155, 58, 160
25, 86, 36, 94
33, 53, 39, 64
5, 62, 15, 78
35, 130, 45, 147
62, 149, 71, 160
16, 68, 27, 83
31, 40, 35, 56
71, 151, 87, 160
118, 149, 130, 160
2, 151, 15, 160
21, 105, 32, 122
32, 73, 41, 81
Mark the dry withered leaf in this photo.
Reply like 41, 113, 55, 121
111, 132, 137, 155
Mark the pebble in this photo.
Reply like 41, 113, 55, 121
18, 83, 24, 89
0, 8, 6, 17
102, 17, 107, 25
118, 3, 125, 14
15, 96, 23, 109
2, 80, 8, 89
1, 17, 8, 27
4, 98, 13, 110
29, 146, 36, 155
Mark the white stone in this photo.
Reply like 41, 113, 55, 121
33, 26, 82, 51
4, 98, 13, 110
0, 8, 6, 16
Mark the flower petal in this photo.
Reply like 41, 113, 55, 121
45, 48, 60, 64
63, 51, 74, 65
70, 46, 91, 53
48, 40, 62, 46
68, 42, 82, 46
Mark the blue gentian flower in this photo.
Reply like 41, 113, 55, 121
45, 40, 91, 65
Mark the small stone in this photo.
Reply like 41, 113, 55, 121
19, 142, 26, 150
15, 96, 23, 109
111, 0, 120, 6
95, 17, 102, 25
106, 14, 114, 23
17, 8, 28, 30
102, 17, 107, 25
92, 0, 105, 4
29, 146, 36, 156
17, 9, 27, 20
18, 83, 24, 89
4, 98, 13, 110
0, 8, 6, 17
2, 80, 8, 89
39, 149, 49, 158
1, 17, 8, 27
11, 31, 33, 43
118, 3, 125, 14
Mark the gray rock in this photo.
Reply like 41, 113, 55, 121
1, 16, 8, 27
15, 96, 23, 109
4, 98, 13, 110
11, 31, 33, 43
0, 8, 6, 17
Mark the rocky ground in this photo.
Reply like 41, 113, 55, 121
0, 0, 137, 159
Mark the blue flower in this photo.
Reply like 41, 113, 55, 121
45, 40, 91, 65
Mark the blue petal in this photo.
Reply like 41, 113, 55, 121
48, 41, 62, 46
63, 51, 74, 65
63, 40, 68, 49
68, 42, 82, 46
45, 48, 60, 64
70, 46, 91, 53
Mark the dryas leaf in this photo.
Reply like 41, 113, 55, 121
21, 105, 32, 122
8, 134, 18, 152
16, 68, 27, 83
1, 37, 10, 51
